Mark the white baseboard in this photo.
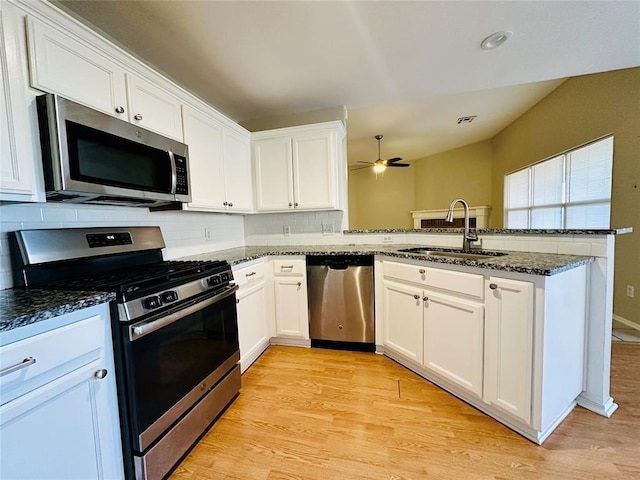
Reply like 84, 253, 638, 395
613, 314, 640, 331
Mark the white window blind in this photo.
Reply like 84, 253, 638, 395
504, 136, 613, 229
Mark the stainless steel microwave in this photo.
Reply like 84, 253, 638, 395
36, 94, 191, 207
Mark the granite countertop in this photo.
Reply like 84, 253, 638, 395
343, 227, 632, 235
0, 289, 115, 334
182, 244, 593, 276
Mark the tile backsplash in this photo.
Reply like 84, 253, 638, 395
0, 202, 245, 289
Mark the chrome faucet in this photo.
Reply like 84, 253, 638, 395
446, 198, 478, 252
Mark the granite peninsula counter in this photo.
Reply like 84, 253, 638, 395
182, 244, 592, 276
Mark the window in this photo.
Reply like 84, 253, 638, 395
504, 136, 613, 229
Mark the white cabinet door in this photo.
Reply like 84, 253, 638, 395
292, 131, 337, 209
126, 73, 183, 140
423, 291, 484, 397
254, 136, 294, 211
484, 277, 534, 423
236, 281, 269, 372
0, 358, 121, 480
273, 276, 309, 339
26, 16, 128, 119
1, 5, 41, 202
223, 128, 253, 212
382, 280, 423, 364
182, 104, 226, 209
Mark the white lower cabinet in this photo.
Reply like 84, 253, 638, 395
484, 277, 534, 423
423, 291, 484, 397
382, 280, 423, 364
383, 265, 484, 397
272, 258, 309, 344
380, 257, 588, 444
0, 305, 123, 479
234, 260, 273, 372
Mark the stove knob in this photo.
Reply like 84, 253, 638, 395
143, 295, 162, 310
162, 291, 178, 303
208, 275, 221, 286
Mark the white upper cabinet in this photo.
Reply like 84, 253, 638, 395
0, 3, 42, 202
26, 16, 128, 120
26, 15, 184, 141
182, 104, 253, 213
252, 122, 346, 212
126, 73, 183, 141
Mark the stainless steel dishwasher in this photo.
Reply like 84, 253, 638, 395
307, 255, 374, 352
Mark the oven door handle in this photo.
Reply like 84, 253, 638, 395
129, 284, 239, 341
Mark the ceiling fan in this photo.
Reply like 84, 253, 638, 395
352, 135, 410, 172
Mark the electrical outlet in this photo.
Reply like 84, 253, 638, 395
382, 236, 393, 243
322, 223, 334, 235
626, 285, 635, 298
283, 225, 291, 236
204, 228, 213, 241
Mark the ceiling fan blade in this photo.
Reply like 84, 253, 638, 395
386, 157, 403, 164
388, 163, 410, 167
357, 161, 374, 165
350, 164, 373, 171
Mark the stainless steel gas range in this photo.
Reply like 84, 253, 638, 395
14, 226, 241, 480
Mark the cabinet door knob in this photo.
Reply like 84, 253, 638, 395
134, 113, 143, 121
223, 201, 228, 206
114, 106, 125, 114
418, 269, 426, 274
413, 294, 420, 300
297, 282, 302, 287
423, 296, 429, 302
236, 298, 240, 304
294, 202, 299, 207
289, 202, 293, 207
489, 283, 498, 290
228, 202, 233, 207
94, 369, 108, 379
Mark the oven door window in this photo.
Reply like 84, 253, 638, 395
123, 292, 238, 445
66, 121, 173, 193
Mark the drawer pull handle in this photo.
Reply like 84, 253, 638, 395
246, 272, 256, 277
281, 265, 294, 270
489, 283, 498, 290
418, 269, 426, 274
94, 369, 108, 379
0, 357, 36, 376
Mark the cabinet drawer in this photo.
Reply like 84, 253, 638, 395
384, 261, 484, 299
0, 315, 103, 405
233, 261, 267, 287
273, 258, 305, 276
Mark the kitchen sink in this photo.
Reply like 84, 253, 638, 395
397, 247, 508, 260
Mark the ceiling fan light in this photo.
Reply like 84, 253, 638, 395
373, 164, 386, 173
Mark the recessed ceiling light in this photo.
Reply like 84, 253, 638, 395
481, 30, 513, 50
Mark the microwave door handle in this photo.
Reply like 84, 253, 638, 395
129, 284, 239, 341
168, 151, 178, 194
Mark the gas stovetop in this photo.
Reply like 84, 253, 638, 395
13, 226, 235, 321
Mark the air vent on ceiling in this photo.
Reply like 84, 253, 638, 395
457, 115, 477, 124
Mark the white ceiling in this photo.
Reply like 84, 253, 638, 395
56, 1, 640, 165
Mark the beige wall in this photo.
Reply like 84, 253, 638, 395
348, 167, 415, 229
491, 67, 639, 322
413, 140, 493, 212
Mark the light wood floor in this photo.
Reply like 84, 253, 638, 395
170, 343, 640, 480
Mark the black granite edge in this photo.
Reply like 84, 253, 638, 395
0, 289, 115, 333
187, 245, 593, 277
342, 228, 626, 235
